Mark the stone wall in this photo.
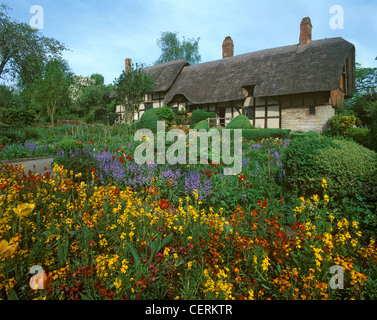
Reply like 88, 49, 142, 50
281, 105, 334, 132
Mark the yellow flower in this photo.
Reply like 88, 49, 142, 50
0, 240, 19, 258
323, 195, 329, 203
13, 203, 35, 218
187, 261, 193, 270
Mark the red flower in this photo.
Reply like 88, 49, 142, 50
112, 155, 116, 160
0, 182, 8, 191
158, 199, 171, 210
119, 156, 125, 164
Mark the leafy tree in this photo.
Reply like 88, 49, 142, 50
0, 3, 67, 85
90, 73, 105, 86
77, 83, 114, 113
345, 63, 377, 124
33, 59, 73, 126
155, 31, 201, 65
114, 63, 155, 124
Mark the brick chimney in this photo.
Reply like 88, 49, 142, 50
222, 36, 234, 58
299, 17, 312, 46
125, 58, 132, 73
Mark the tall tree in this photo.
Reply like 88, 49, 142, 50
34, 59, 73, 126
0, 3, 67, 84
114, 63, 155, 123
155, 31, 201, 65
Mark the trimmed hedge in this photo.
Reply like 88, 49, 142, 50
194, 120, 209, 130
226, 115, 254, 129
283, 135, 377, 204
137, 108, 160, 133
190, 110, 216, 128
3, 108, 36, 126
241, 129, 291, 141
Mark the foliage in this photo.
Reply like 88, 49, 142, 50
0, 3, 67, 84
155, 31, 201, 65
194, 120, 209, 130
241, 129, 291, 141
156, 106, 175, 129
77, 83, 114, 114
137, 108, 160, 133
114, 64, 155, 124
33, 59, 73, 126
2, 108, 36, 126
282, 135, 338, 196
347, 128, 373, 150
190, 110, 216, 128
326, 114, 357, 137
1, 163, 377, 300
225, 115, 254, 129
53, 139, 83, 153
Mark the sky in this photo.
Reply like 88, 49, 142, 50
4, 0, 377, 85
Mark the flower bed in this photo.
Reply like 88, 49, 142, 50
1, 163, 377, 300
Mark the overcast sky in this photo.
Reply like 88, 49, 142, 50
5, 0, 377, 84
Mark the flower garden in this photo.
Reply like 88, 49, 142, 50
1, 123, 377, 300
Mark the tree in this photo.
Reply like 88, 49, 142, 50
155, 31, 201, 65
33, 59, 73, 126
90, 73, 105, 86
114, 63, 155, 123
345, 63, 377, 125
0, 3, 67, 84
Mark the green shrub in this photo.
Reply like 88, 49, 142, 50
3, 108, 36, 126
317, 139, 377, 201
283, 135, 377, 205
23, 127, 40, 141
53, 139, 83, 153
326, 114, 357, 137
194, 120, 209, 130
282, 135, 338, 195
347, 128, 373, 150
226, 115, 254, 129
157, 106, 175, 128
53, 149, 97, 183
290, 131, 321, 138
190, 110, 216, 128
241, 129, 291, 141
138, 108, 160, 133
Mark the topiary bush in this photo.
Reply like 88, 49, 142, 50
225, 115, 254, 129
53, 139, 84, 154
137, 108, 160, 133
194, 120, 209, 130
189, 110, 216, 128
157, 106, 175, 128
283, 135, 377, 204
317, 139, 377, 202
282, 135, 339, 196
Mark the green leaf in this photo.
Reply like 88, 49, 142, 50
126, 241, 141, 266
79, 292, 92, 300
7, 287, 19, 300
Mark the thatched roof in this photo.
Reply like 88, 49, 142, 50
143, 59, 189, 92
163, 37, 355, 105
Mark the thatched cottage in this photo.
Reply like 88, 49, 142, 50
116, 17, 355, 132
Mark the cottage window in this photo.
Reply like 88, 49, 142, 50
144, 102, 153, 110
309, 106, 316, 115
245, 107, 253, 119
